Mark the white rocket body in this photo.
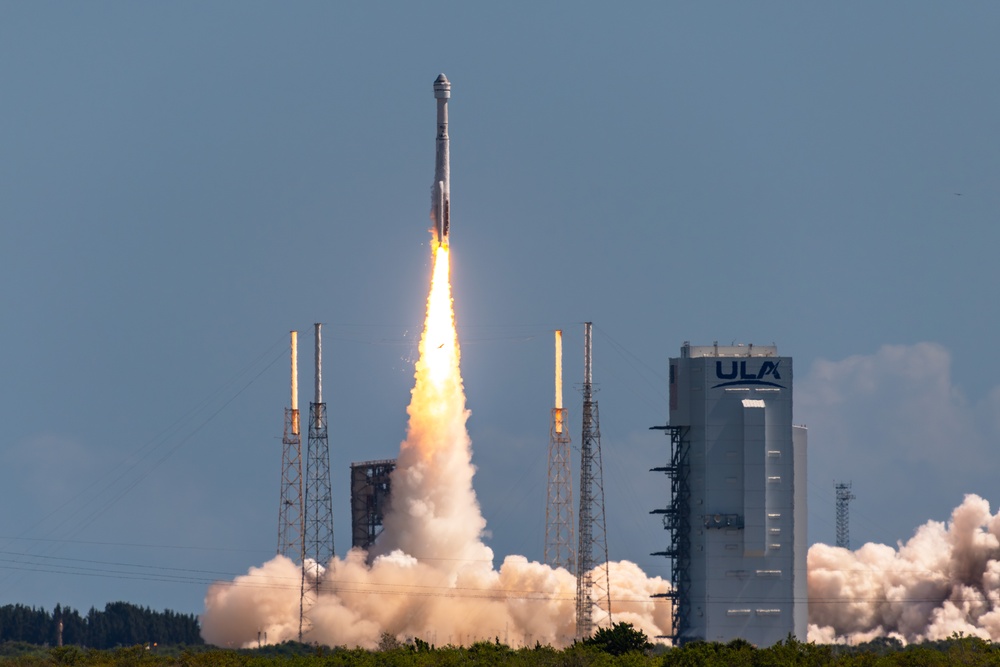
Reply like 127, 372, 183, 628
431, 73, 451, 247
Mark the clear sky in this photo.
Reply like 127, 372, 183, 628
1, 2, 998, 616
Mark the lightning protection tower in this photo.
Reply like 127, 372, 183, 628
575, 322, 612, 638
278, 331, 305, 564
545, 330, 574, 572
301, 323, 335, 635
304, 324, 335, 575
835, 481, 855, 549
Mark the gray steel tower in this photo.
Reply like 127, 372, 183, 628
545, 330, 574, 572
304, 324, 335, 599
835, 482, 855, 549
575, 322, 612, 638
277, 331, 304, 563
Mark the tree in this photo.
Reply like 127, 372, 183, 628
583, 622, 652, 656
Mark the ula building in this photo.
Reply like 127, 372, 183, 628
654, 343, 807, 646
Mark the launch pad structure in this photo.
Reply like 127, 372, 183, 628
650, 424, 690, 645
276, 327, 336, 640
350, 459, 396, 550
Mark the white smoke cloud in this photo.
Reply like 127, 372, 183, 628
798, 343, 990, 468
808, 494, 1000, 644
799, 343, 1000, 643
200, 550, 669, 648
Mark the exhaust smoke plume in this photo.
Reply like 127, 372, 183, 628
809, 494, 1000, 644
201, 245, 671, 648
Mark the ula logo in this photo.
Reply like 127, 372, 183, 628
712, 360, 785, 389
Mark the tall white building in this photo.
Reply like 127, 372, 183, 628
659, 343, 806, 646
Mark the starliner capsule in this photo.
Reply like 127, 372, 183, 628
431, 73, 451, 248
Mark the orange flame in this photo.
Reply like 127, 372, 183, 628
402, 243, 466, 460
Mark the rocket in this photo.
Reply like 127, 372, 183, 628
431, 73, 451, 248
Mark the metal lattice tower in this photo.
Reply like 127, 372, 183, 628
545, 330, 575, 572
301, 324, 335, 637
835, 481, 855, 549
277, 331, 305, 563
575, 322, 612, 638
304, 324, 335, 573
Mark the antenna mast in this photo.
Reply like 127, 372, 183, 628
545, 330, 575, 572
575, 322, 612, 638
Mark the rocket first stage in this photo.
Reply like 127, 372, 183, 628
431, 73, 451, 248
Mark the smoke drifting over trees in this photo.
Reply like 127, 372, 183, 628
810, 494, 1000, 644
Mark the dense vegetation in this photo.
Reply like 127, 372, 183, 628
0, 603, 202, 649
3, 620, 1000, 665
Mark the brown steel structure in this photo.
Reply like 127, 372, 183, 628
350, 459, 396, 550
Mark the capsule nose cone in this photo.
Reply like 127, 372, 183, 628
433, 73, 451, 98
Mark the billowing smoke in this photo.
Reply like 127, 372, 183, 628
809, 494, 1000, 644
201, 246, 671, 648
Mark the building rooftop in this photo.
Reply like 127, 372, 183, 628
681, 342, 778, 358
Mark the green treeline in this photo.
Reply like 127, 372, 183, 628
3, 633, 1000, 666
3, 619, 1000, 666
0, 602, 202, 649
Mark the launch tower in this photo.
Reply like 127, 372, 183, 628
654, 343, 807, 646
350, 459, 396, 550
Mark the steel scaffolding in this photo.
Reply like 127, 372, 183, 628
575, 322, 612, 638
650, 424, 689, 645
350, 459, 396, 550
304, 325, 335, 582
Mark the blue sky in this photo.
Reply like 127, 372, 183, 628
1, 3, 998, 616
